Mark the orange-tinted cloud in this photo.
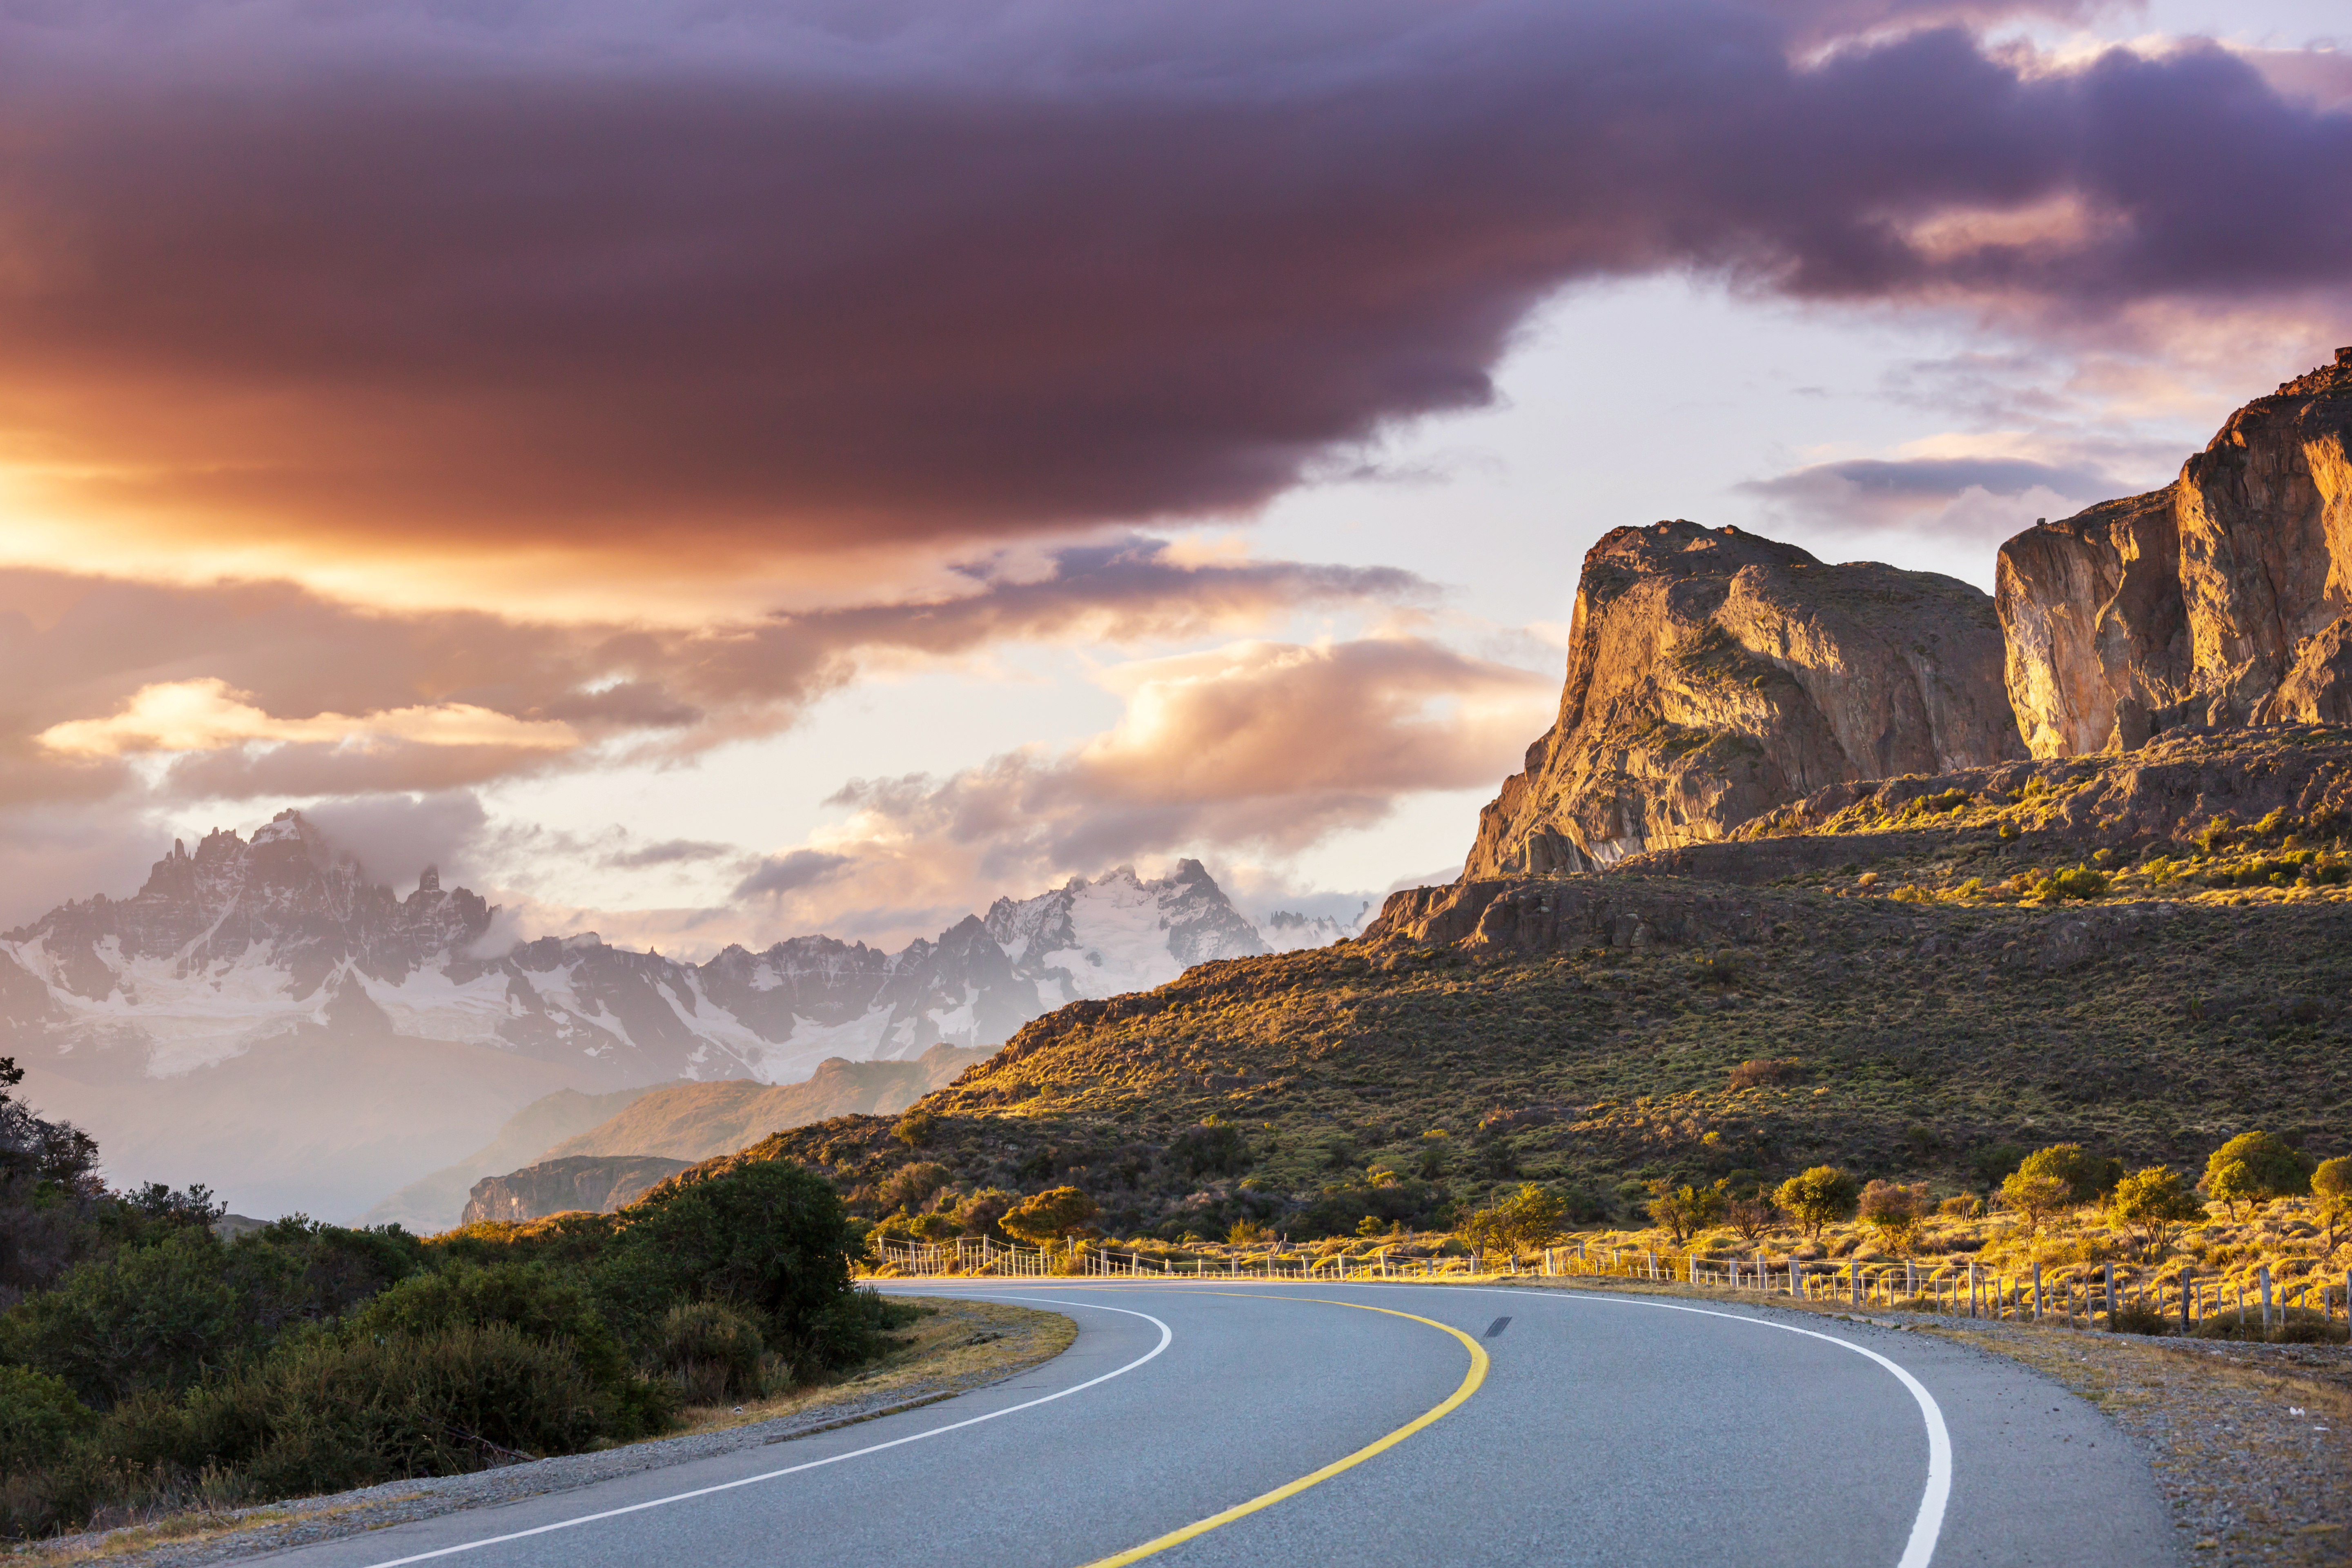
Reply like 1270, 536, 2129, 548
726, 635, 1554, 945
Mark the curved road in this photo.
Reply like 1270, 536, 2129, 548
253, 1282, 2178, 1568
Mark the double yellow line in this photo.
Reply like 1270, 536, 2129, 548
1079, 1294, 1490, 1567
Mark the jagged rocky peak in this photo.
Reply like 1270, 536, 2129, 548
1463, 519, 2023, 878
7, 808, 488, 999
1999, 348, 2352, 755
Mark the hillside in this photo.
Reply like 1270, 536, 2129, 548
540, 1044, 992, 1164
681, 727, 2352, 1241
460, 1154, 692, 1223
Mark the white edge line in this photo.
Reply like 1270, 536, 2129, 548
1444, 1284, 1951, 1568
356, 1294, 1171, 1568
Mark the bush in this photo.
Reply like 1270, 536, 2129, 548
2015, 1143, 2121, 1203
165, 1324, 638, 1499
890, 1109, 936, 1149
0, 1364, 93, 1474
596, 1160, 870, 1372
1170, 1119, 1250, 1178
1858, 1181, 1925, 1253
1000, 1187, 1099, 1248
2108, 1166, 2204, 1256
2201, 1131, 2313, 1215
350, 1261, 629, 1392
1774, 1167, 1860, 1239
1999, 1171, 2073, 1232
651, 1302, 767, 1404
1645, 1180, 1724, 1246
875, 1162, 951, 1215
2314, 1156, 2351, 1248
953, 1187, 1017, 1239
0, 1228, 242, 1406
1725, 1058, 1799, 1091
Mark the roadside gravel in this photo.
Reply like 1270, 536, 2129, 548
7, 1298, 1074, 1568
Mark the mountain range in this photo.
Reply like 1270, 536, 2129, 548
1, 819, 1352, 1218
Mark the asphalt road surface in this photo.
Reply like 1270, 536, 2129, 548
252, 1281, 2178, 1568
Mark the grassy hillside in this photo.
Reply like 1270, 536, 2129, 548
697, 729, 2352, 1243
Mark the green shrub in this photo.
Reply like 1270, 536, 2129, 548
1774, 1167, 1859, 1239
595, 1160, 870, 1370
651, 1302, 766, 1404
168, 1324, 638, 1497
0, 1228, 242, 1406
349, 1261, 630, 1392
2201, 1131, 2312, 1214
0, 1364, 93, 1473
2015, 1142, 2122, 1202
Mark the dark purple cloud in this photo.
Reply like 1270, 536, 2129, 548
733, 849, 851, 899
0, 2, 2342, 557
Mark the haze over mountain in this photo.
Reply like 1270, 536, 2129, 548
1, 812, 1349, 1218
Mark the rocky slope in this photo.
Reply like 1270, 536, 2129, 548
359, 1085, 658, 1232
1463, 521, 2022, 878
1, 812, 1307, 1216
535, 1042, 987, 1167
1998, 348, 2352, 755
688, 734, 2352, 1243
459, 1154, 690, 1224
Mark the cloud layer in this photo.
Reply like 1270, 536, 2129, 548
0, 2, 2344, 581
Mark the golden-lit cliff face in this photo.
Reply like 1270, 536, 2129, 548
1462, 520, 2021, 878
1998, 350, 2352, 757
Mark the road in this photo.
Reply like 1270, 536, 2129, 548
252, 1281, 2179, 1568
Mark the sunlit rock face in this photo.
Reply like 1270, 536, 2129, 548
1463, 520, 2022, 878
1998, 350, 2352, 756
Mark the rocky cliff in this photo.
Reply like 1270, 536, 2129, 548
1462, 521, 2023, 877
1998, 348, 2352, 755
460, 1154, 690, 1225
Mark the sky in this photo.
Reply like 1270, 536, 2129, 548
0, 0, 2347, 957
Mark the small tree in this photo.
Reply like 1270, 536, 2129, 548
1999, 1169, 2073, 1233
1724, 1191, 1777, 1244
1774, 1166, 1860, 1240
891, 1109, 937, 1148
2014, 1143, 2120, 1203
2108, 1166, 2204, 1257
2205, 1158, 2260, 1221
2201, 1131, 2314, 1214
1000, 1186, 1098, 1248
2312, 1157, 2350, 1251
1857, 1180, 1924, 1254
1646, 1180, 1724, 1246
1500, 1183, 1569, 1258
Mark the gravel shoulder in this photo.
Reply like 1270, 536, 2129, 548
5, 1298, 1075, 1568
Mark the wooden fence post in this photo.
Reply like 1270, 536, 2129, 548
2103, 1262, 2115, 1331
2032, 1263, 2042, 1323
2260, 1265, 2273, 1333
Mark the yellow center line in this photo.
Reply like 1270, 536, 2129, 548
1076, 1292, 1490, 1568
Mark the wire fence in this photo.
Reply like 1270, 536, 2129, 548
866, 1235, 2352, 1336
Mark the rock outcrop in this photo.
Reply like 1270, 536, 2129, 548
1998, 349, 2352, 755
461, 1154, 691, 1225
1462, 521, 2023, 877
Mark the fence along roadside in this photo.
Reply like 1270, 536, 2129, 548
863, 1237, 2351, 1336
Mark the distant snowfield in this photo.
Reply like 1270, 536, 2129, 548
2, 826, 1362, 1089
0, 820, 1369, 1215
